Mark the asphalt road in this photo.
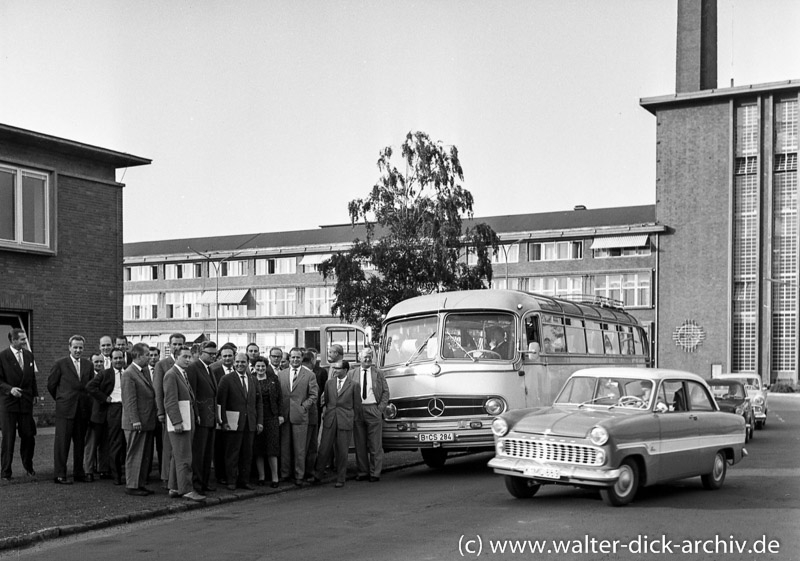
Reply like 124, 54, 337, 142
5, 395, 799, 561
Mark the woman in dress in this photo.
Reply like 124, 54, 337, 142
252, 355, 283, 487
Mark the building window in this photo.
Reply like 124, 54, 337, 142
255, 257, 297, 275
468, 243, 519, 265
124, 293, 158, 320
209, 259, 247, 278
304, 286, 335, 316
591, 273, 651, 308
165, 291, 201, 319
213, 304, 248, 318
125, 265, 159, 282
165, 263, 201, 280
594, 246, 651, 258
255, 288, 297, 316
490, 277, 521, 291
528, 276, 583, 298
0, 164, 50, 250
529, 241, 583, 261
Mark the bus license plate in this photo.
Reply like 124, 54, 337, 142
419, 433, 455, 442
524, 466, 561, 479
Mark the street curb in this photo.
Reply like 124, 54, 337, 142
0, 457, 431, 553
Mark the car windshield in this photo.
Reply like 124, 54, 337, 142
382, 315, 438, 366
709, 381, 745, 400
555, 376, 654, 409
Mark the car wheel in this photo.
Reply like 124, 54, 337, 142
748, 417, 754, 440
420, 448, 448, 469
600, 458, 639, 506
701, 451, 727, 490
743, 418, 749, 443
504, 475, 541, 499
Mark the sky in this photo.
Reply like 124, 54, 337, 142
1, 0, 799, 243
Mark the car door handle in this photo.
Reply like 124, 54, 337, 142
689, 415, 698, 421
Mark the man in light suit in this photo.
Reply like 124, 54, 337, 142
312, 360, 360, 488
121, 342, 157, 496
86, 349, 127, 485
186, 340, 218, 494
217, 353, 263, 490
350, 348, 389, 482
278, 347, 318, 486
163, 345, 205, 501
48, 334, 94, 484
0, 328, 39, 480
153, 333, 185, 487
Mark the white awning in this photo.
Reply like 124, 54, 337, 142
299, 253, 332, 266
197, 289, 250, 305
590, 234, 649, 250
182, 333, 203, 343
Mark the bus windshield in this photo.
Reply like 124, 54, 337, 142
442, 312, 515, 361
383, 315, 438, 366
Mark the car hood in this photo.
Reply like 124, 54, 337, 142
510, 406, 623, 438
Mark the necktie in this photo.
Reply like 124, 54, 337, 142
362, 369, 368, 399
292, 369, 298, 391
240, 374, 248, 392
16, 350, 24, 368
337, 378, 344, 393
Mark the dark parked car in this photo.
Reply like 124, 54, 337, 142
707, 379, 754, 442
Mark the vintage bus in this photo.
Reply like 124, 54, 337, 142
379, 289, 650, 468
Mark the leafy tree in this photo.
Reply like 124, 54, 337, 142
320, 131, 499, 337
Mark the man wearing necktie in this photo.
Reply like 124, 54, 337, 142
99, 335, 114, 370
86, 349, 128, 485
217, 353, 263, 490
186, 340, 219, 494
278, 348, 318, 486
350, 348, 389, 482
0, 328, 39, 480
153, 333, 187, 487
208, 343, 233, 485
120, 343, 157, 496
47, 335, 94, 484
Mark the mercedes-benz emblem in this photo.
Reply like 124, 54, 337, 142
427, 398, 445, 417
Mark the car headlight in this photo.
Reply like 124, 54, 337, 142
491, 417, 509, 437
484, 397, 506, 416
735, 406, 744, 416
384, 403, 397, 419
753, 395, 764, 406
589, 426, 609, 446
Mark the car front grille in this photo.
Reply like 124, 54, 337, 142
501, 438, 603, 466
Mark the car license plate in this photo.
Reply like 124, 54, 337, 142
523, 466, 561, 479
419, 433, 455, 442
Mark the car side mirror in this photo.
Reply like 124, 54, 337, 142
654, 401, 668, 414
523, 342, 540, 357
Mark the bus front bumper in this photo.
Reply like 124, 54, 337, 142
382, 421, 495, 451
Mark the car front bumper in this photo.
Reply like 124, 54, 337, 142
488, 456, 621, 487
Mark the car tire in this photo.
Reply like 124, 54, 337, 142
504, 475, 541, 499
599, 458, 639, 506
748, 417, 754, 441
420, 448, 448, 469
701, 451, 727, 490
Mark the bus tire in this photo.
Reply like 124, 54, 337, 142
504, 475, 541, 499
421, 448, 448, 469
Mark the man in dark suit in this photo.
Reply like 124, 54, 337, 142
302, 348, 327, 480
278, 347, 318, 486
207, 342, 231, 485
312, 360, 360, 488
47, 334, 94, 484
217, 352, 263, 490
186, 340, 218, 494
86, 349, 127, 485
82, 353, 108, 479
0, 328, 39, 480
350, 348, 389, 482
121, 342, 157, 496
153, 333, 185, 487
115, 336, 134, 367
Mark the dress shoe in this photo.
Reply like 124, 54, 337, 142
334, 482, 344, 488
114, 477, 124, 486
183, 491, 207, 502
125, 488, 149, 496
270, 481, 279, 489
238, 482, 255, 490
168, 490, 182, 498
54, 477, 72, 485
80, 474, 95, 483
310, 477, 322, 486
294, 479, 304, 487
1, 475, 12, 481
355, 475, 368, 481
369, 476, 380, 482
203, 485, 216, 492
226, 484, 237, 491
137, 486, 154, 495
26, 469, 36, 477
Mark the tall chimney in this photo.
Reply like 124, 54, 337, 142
676, 0, 717, 93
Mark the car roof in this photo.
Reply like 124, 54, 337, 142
716, 373, 760, 380
707, 378, 744, 386
570, 367, 707, 383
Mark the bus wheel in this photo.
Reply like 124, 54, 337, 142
421, 448, 448, 469
504, 476, 541, 499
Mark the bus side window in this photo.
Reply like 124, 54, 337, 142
525, 315, 540, 349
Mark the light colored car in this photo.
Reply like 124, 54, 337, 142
716, 373, 769, 429
488, 367, 747, 506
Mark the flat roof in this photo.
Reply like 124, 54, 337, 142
640, 79, 800, 114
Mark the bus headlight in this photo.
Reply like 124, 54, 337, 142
384, 403, 397, 419
491, 417, 509, 437
589, 426, 609, 446
484, 397, 505, 416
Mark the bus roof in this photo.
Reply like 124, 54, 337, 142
384, 289, 639, 325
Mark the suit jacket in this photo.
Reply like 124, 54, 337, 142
278, 366, 318, 425
152, 356, 175, 418
209, 362, 233, 386
186, 359, 217, 428
320, 375, 361, 431
86, 367, 123, 424
349, 365, 390, 412
163, 365, 196, 430
0, 347, 38, 413
121, 363, 156, 431
217, 371, 263, 432
47, 356, 94, 420
306, 364, 328, 425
